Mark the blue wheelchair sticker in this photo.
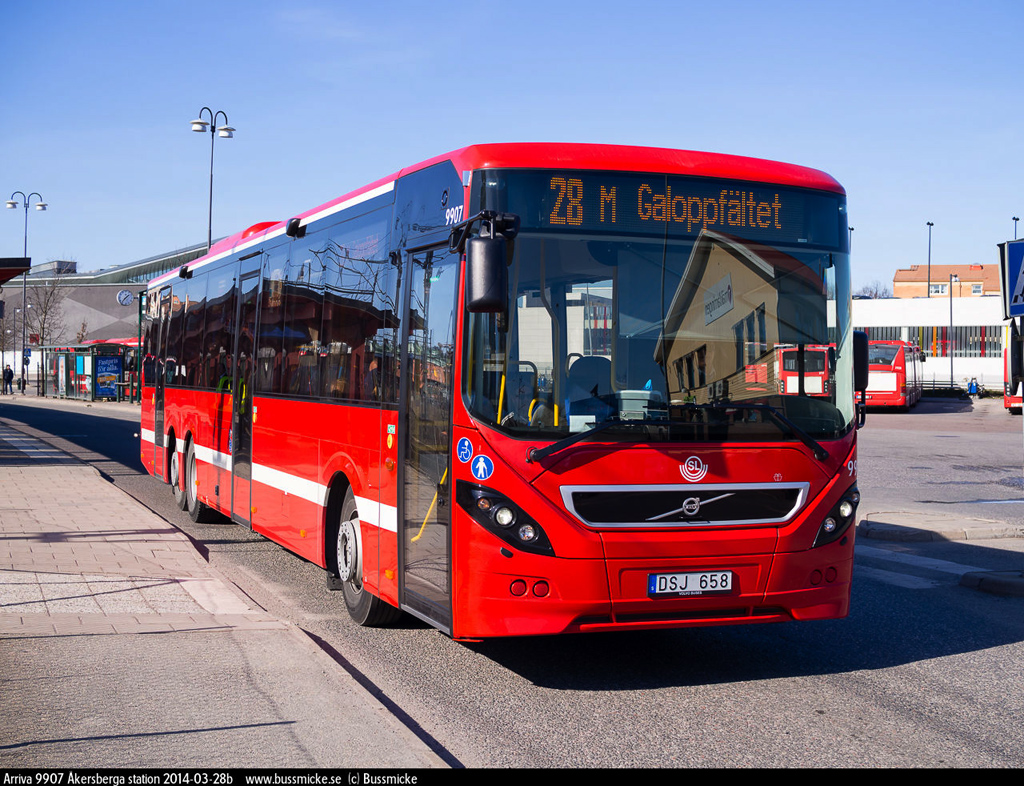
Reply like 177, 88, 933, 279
457, 437, 474, 463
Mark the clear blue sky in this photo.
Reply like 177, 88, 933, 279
2, 0, 1021, 291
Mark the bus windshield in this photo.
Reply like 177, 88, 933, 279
868, 345, 901, 365
464, 169, 853, 442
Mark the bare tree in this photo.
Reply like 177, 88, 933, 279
855, 280, 892, 299
0, 301, 13, 362
27, 273, 70, 346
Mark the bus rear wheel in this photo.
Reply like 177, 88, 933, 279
336, 489, 402, 627
169, 444, 187, 510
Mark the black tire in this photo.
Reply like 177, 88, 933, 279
169, 441, 187, 510
185, 442, 218, 523
335, 488, 402, 626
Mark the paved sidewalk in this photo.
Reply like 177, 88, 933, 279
0, 422, 446, 769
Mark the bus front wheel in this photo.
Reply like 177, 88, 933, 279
336, 489, 402, 627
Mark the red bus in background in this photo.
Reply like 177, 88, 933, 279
141, 143, 865, 639
1003, 347, 1019, 413
776, 345, 832, 397
865, 340, 923, 409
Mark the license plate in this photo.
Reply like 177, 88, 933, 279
648, 570, 733, 597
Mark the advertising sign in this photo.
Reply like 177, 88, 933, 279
95, 356, 122, 398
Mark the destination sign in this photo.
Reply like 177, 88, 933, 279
480, 170, 845, 248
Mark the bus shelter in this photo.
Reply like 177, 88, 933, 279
41, 339, 139, 402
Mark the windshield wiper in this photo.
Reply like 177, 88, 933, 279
672, 403, 830, 462
526, 419, 651, 463
527, 404, 831, 465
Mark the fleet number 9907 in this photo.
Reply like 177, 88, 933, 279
648, 570, 733, 597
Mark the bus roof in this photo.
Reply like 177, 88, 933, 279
151, 142, 844, 288
445, 143, 845, 194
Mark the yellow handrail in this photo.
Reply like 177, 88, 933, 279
411, 467, 448, 543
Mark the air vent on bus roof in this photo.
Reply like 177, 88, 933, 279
242, 221, 279, 239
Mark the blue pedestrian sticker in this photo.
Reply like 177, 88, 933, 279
456, 437, 474, 463
472, 455, 494, 481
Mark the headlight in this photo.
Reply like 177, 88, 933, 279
456, 481, 554, 556
813, 488, 859, 548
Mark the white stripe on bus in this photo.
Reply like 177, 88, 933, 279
144, 431, 398, 532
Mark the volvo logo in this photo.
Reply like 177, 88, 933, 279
645, 490, 735, 522
680, 456, 708, 482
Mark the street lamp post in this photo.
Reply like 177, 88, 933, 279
1014, 217, 1020, 240
190, 108, 235, 253
926, 221, 934, 297
5, 191, 47, 394
949, 273, 959, 389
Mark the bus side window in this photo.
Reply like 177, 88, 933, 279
320, 206, 394, 402
258, 245, 287, 395
203, 268, 235, 392
181, 276, 207, 388
282, 230, 325, 398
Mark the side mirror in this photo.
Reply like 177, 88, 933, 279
465, 235, 507, 314
853, 330, 869, 393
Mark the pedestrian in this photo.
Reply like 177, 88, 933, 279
2, 365, 13, 395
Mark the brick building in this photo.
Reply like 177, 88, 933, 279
892, 264, 1001, 298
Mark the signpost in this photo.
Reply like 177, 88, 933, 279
998, 240, 1024, 487
999, 240, 1024, 320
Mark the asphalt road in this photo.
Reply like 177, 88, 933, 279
2, 395, 1022, 767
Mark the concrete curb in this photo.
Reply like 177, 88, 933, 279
858, 511, 1024, 597
959, 571, 1024, 597
858, 512, 1024, 542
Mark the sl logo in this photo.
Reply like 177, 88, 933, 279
680, 456, 708, 482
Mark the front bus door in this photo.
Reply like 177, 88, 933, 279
399, 245, 459, 632
230, 264, 261, 526
153, 286, 172, 480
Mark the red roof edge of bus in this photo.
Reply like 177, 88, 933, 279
442, 143, 846, 195
80, 337, 140, 346
156, 142, 844, 286
297, 143, 846, 224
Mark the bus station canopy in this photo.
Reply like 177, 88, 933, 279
0, 257, 30, 285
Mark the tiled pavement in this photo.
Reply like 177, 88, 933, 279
0, 416, 445, 768
0, 423, 283, 637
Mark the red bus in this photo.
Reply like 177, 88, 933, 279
776, 344, 832, 397
1005, 352, 1022, 414
864, 340, 923, 410
1004, 325, 1022, 414
141, 143, 865, 639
